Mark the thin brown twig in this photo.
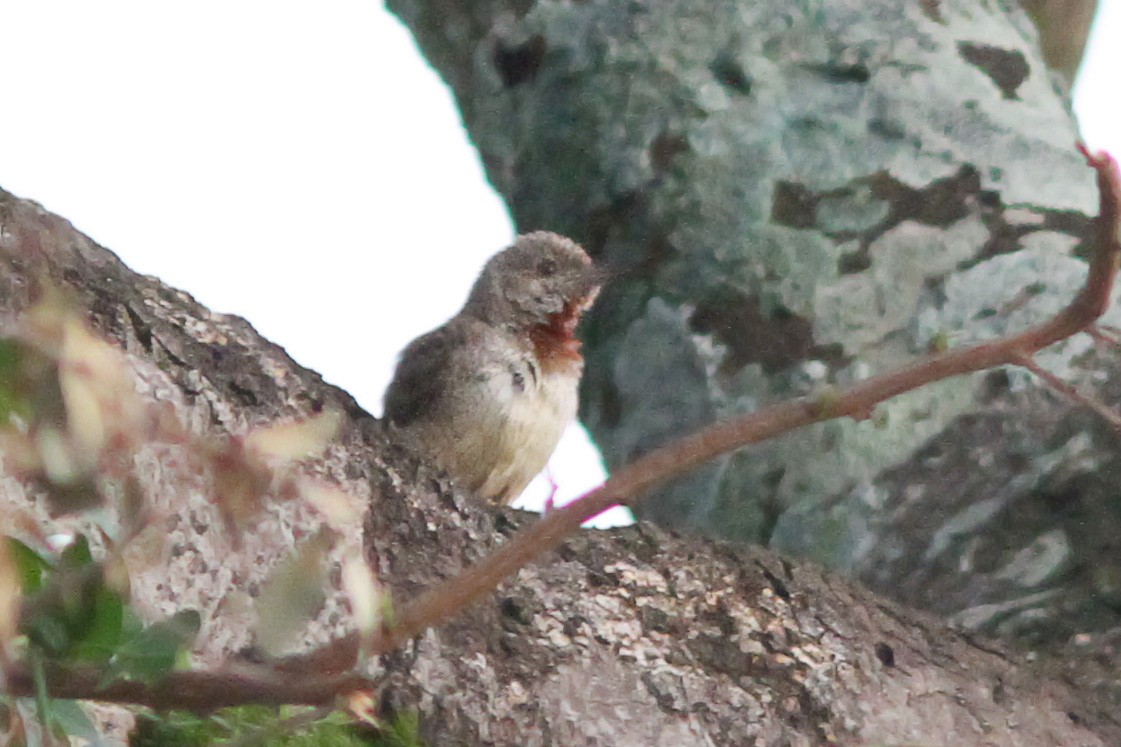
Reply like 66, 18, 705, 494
1015, 354, 1121, 430
1, 660, 357, 710
1089, 325, 1121, 348
1099, 323, 1121, 336
4, 146, 1120, 712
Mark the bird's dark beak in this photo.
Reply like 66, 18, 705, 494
573, 262, 612, 310
588, 261, 617, 288
579, 261, 616, 294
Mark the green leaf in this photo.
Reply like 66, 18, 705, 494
59, 534, 93, 569
381, 710, 424, 747
6, 537, 53, 594
0, 338, 30, 422
254, 533, 330, 657
120, 606, 144, 638
30, 648, 60, 743
25, 612, 71, 657
68, 585, 125, 664
0, 337, 21, 371
44, 698, 100, 744
103, 610, 201, 685
134, 704, 404, 746
20, 658, 105, 744
58, 578, 100, 636
12, 535, 128, 665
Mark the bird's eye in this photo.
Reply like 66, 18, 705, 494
509, 366, 526, 393
538, 258, 557, 276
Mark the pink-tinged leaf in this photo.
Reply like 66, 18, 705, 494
341, 550, 381, 639
254, 530, 334, 657
302, 481, 361, 530
345, 690, 380, 728
59, 317, 143, 446
246, 409, 342, 462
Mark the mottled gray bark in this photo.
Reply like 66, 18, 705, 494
386, 0, 1121, 642
3, 186, 1121, 742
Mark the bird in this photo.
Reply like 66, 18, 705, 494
383, 231, 604, 504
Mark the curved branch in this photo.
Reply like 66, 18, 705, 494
2, 661, 356, 710
3, 147, 1119, 711
365, 145, 1121, 658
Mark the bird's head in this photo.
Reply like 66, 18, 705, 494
465, 232, 605, 335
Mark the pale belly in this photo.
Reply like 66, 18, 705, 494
473, 366, 578, 503
417, 362, 577, 504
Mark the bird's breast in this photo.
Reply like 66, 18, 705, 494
472, 354, 580, 503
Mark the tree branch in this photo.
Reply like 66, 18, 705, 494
2, 661, 356, 710
364, 144, 1121, 658
3, 147, 1119, 711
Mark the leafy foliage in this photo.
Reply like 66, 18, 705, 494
102, 609, 202, 686
8, 529, 201, 681
131, 706, 425, 747
0, 295, 378, 743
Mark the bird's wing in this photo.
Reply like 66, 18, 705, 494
383, 322, 471, 428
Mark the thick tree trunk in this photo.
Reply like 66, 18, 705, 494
385, 0, 1121, 644
2, 189, 1121, 741
4, 2, 1121, 743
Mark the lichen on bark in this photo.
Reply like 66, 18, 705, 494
386, 0, 1121, 639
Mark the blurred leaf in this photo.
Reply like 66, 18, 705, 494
44, 698, 99, 745
1, 697, 29, 746
69, 585, 125, 664
58, 316, 142, 462
0, 336, 60, 433
0, 507, 51, 548
132, 710, 210, 747
0, 428, 45, 480
34, 422, 104, 513
25, 610, 71, 656
0, 540, 19, 648
126, 522, 171, 576
0, 337, 19, 369
379, 590, 396, 631
134, 704, 391, 746
0, 338, 32, 422
22, 650, 104, 744
103, 609, 201, 685
3, 299, 145, 514
210, 437, 273, 528
341, 551, 381, 639
6, 537, 53, 594
20, 535, 118, 659
380, 710, 424, 747
32, 651, 51, 741
303, 482, 361, 530
254, 532, 332, 657
59, 534, 93, 570
247, 409, 342, 461
812, 386, 842, 418
101, 552, 132, 600
345, 691, 379, 728
120, 605, 144, 639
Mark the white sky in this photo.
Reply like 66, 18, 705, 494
0, 1, 1117, 528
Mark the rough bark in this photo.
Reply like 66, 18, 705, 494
384, 0, 1121, 643
3, 189, 1121, 741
